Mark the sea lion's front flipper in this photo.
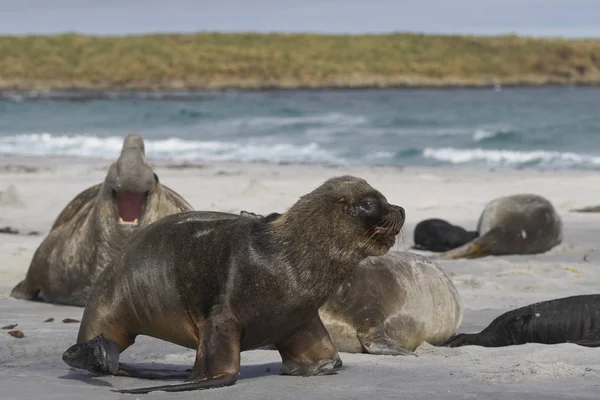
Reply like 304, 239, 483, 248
357, 328, 415, 356
111, 375, 238, 394
113, 314, 242, 394
276, 314, 342, 376
115, 364, 191, 379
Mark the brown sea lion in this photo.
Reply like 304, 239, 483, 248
10, 133, 193, 306
61, 175, 405, 394
438, 193, 563, 259
241, 209, 463, 355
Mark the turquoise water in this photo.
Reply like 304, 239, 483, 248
1, 87, 599, 169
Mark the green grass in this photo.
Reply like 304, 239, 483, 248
1, 32, 600, 91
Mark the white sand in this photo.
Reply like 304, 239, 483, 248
1, 157, 600, 399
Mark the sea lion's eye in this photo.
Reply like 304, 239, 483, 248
357, 198, 376, 214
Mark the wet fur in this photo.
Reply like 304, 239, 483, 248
63, 175, 405, 393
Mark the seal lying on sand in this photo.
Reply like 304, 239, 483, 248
571, 205, 600, 213
10, 133, 193, 307
413, 218, 478, 252
62, 175, 405, 394
241, 211, 462, 354
438, 194, 562, 259
319, 251, 462, 354
441, 294, 600, 348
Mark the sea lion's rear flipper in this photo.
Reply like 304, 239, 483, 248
10, 280, 39, 301
439, 333, 479, 347
569, 339, 600, 347
111, 375, 238, 394
357, 328, 415, 356
62, 334, 119, 375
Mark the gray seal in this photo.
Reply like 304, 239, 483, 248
10, 133, 193, 306
438, 193, 563, 259
61, 175, 405, 394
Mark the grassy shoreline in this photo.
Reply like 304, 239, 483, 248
2, 32, 600, 92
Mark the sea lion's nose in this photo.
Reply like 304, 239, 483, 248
392, 205, 405, 223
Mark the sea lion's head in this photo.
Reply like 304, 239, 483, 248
274, 175, 405, 259
101, 133, 158, 229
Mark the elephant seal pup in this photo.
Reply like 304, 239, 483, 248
319, 251, 463, 354
438, 193, 563, 259
412, 218, 479, 252
10, 133, 193, 306
441, 294, 600, 348
62, 175, 405, 394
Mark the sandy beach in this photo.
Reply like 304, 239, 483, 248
1, 157, 599, 399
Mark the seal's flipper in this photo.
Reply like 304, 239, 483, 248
115, 364, 191, 379
438, 240, 485, 259
276, 315, 343, 376
10, 280, 39, 301
62, 334, 119, 375
357, 329, 415, 356
111, 374, 238, 394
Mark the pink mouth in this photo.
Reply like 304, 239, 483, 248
113, 192, 147, 225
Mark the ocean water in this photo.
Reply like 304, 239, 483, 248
1, 87, 599, 170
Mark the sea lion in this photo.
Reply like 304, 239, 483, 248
438, 193, 563, 259
61, 175, 405, 394
10, 133, 193, 307
412, 218, 479, 252
239, 211, 463, 354
441, 294, 600, 348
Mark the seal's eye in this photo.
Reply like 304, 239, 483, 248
356, 198, 376, 214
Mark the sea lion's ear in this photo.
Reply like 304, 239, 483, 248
153, 173, 160, 183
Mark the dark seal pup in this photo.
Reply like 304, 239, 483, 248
62, 175, 405, 394
412, 218, 478, 252
441, 294, 600, 348
439, 193, 563, 259
10, 133, 193, 306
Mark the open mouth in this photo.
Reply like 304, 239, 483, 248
113, 191, 148, 226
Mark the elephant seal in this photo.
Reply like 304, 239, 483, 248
441, 294, 600, 348
438, 193, 562, 259
412, 218, 478, 252
61, 175, 405, 394
319, 251, 463, 354
10, 133, 193, 306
